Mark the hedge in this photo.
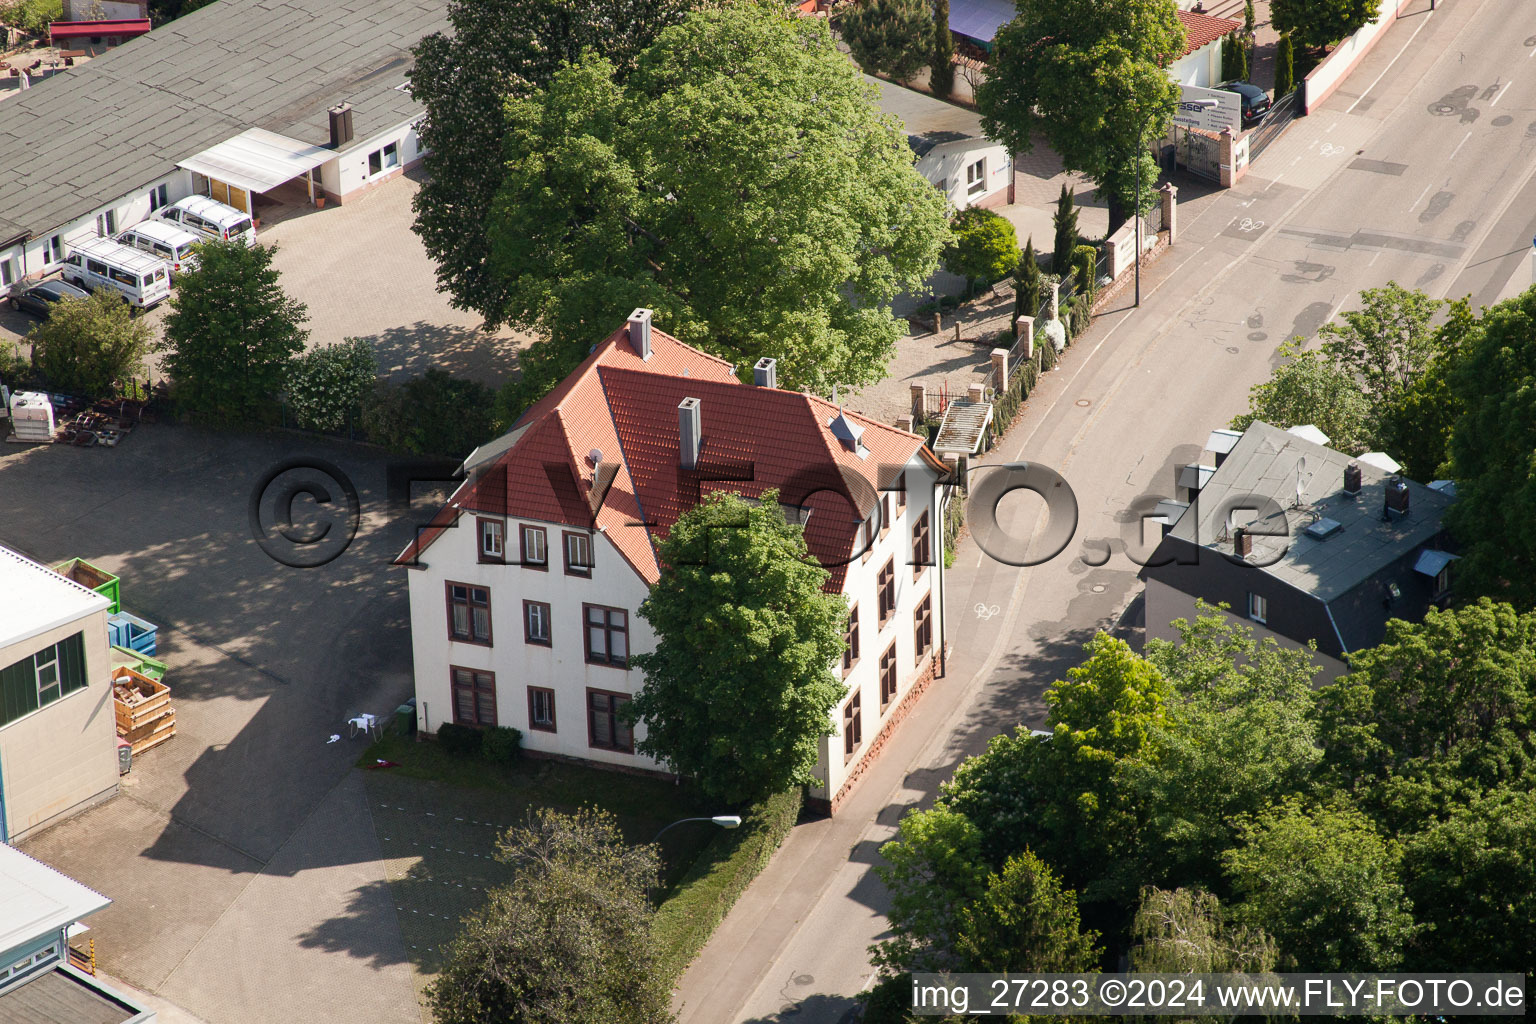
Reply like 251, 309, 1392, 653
652, 787, 804, 982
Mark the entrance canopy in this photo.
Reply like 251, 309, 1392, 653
177, 128, 333, 195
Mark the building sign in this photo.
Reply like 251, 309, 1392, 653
1174, 84, 1241, 135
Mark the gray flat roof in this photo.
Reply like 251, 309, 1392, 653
1168, 421, 1454, 603
0, 0, 452, 239
864, 74, 985, 156
0, 969, 143, 1024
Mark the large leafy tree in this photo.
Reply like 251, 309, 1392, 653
1139, 609, 1322, 886
27, 289, 152, 398
283, 337, 376, 434
1318, 282, 1443, 417
408, 0, 698, 331
1271, 0, 1380, 52
627, 490, 848, 805
426, 808, 672, 1024
977, 0, 1184, 231
485, 5, 949, 401
873, 805, 989, 974
1443, 286, 1536, 605
1313, 599, 1536, 832
1374, 296, 1474, 483
1223, 799, 1416, 971
1230, 339, 1374, 454
953, 850, 1101, 973
160, 241, 308, 425
1129, 887, 1277, 973
837, 0, 933, 82
942, 208, 1018, 294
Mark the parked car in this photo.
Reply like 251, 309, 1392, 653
154, 195, 256, 247
1218, 80, 1272, 126
7, 279, 90, 318
116, 220, 202, 278
61, 237, 172, 312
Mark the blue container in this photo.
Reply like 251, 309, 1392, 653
107, 610, 158, 656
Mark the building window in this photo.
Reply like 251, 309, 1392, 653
587, 689, 633, 752
524, 600, 551, 646
527, 687, 556, 732
148, 184, 168, 211
46, 235, 62, 264
1434, 565, 1451, 597
478, 518, 505, 562
894, 472, 907, 513
967, 159, 985, 196
95, 210, 117, 237
861, 515, 876, 562
446, 582, 492, 645
842, 687, 862, 761
935, 178, 947, 194
564, 531, 594, 576
450, 667, 497, 727
1248, 592, 1267, 624
914, 593, 933, 660
520, 525, 548, 569
0, 632, 88, 728
0, 258, 11, 288
367, 141, 401, 177
843, 604, 860, 675
879, 494, 891, 539
912, 510, 931, 579
877, 558, 896, 627
584, 604, 628, 667
879, 642, 898, 712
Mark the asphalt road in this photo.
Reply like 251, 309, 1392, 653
682, 1, 1536, 1020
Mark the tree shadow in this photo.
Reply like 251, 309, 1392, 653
295, 878, 415, 970
737, 991, 865, 1023
362, 319, 525, 386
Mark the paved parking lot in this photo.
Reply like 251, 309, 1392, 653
2, 171, 531, 387
2, 422, 431, 1024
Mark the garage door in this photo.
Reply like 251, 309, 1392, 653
208, 179, 249, 213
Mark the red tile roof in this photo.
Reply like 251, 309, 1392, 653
1177, 9, 1241, 56
394, 322, 945, 591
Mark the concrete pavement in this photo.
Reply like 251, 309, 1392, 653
676, 0, 1536, 1019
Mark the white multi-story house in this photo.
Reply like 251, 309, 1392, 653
397, 312, 952, 813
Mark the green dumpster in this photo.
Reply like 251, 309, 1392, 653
53, 557, 121, 614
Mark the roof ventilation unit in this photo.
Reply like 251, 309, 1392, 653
1305, 517, 1343, 541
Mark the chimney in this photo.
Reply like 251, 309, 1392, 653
1343, 461, 1362, 496
678, 397, 701, 470
1384, 476, 1410, 516
328, 103, 354, 149
1233, 527, 1252, 557
753, 356, 776, 388
628, 308, 652, 360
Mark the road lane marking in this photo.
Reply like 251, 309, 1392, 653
1448, 130, 1474, 162
1410, 181, 1434, 210
1492, 81, 1512, 106
1347, 8, 1437, 114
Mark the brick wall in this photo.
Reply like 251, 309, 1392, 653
809, 645, 945, 816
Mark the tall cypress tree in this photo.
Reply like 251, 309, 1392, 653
1275, 34, 1295, 96
930, 0, 955, 98
1051, 185, 1078, 273
1015, 237, 1041, 324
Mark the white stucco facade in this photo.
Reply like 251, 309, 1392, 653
917, 140, 1013, 212
1168, 39, 1225, 89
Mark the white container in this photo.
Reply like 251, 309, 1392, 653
9, 392, 55, 440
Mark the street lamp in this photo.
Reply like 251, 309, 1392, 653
1136, 97, 1219, 306
652, 815, 742, 844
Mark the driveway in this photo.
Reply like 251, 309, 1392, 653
1, 171, 532, 388
2, 423, 436, 1024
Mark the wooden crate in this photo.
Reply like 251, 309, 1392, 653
124, 708, 176, 755
112, 666, 170, 735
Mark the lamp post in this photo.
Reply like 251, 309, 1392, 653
1136, 97, 1219, 306
650, 815, 742, 903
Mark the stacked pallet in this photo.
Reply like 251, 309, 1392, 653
112, 666, 176, 755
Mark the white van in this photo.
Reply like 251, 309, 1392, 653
155, 195, 256, 247
62, 237, 171, 311
116, 220, 202, 277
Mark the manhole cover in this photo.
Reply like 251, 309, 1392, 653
1493, 115, 1514, 126
1091, 584, 1106, 593
1075, 399, 1091, 407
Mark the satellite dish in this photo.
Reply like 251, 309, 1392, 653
1295, 456, 1308, 507
589, 448, 604, 465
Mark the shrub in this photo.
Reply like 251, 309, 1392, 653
1052, 186, 1079, 273
0, 341, 31, 387
939, 294, 961, 311
1041, 339, 1058, 371
29, 289, 152, 398
1072, 245, 1098, 299
364, 368, 497, 457
285, 337, 376, 433
481, 725, 522, 764
436, 722, 483, 758
942, 208, 1019, 294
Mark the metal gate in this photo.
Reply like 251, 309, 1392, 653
1247, 91, 1301, 161
1175, 126, 1222, 182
